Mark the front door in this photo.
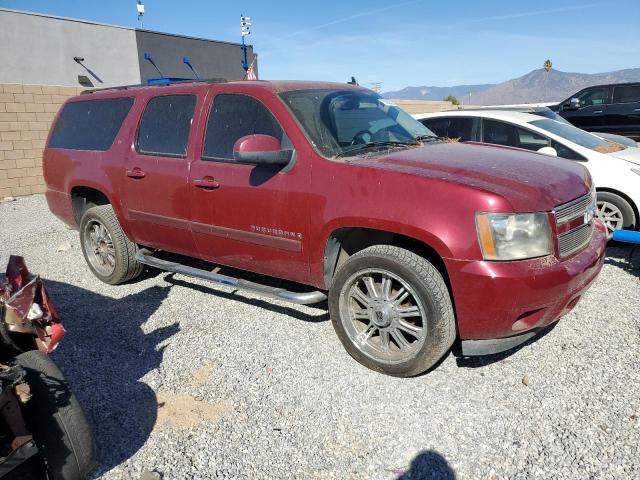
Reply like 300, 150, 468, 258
123, 92, 200, 255
189, 92, 312, 283
560, 86, 609, 131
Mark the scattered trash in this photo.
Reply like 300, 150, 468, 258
140, 470, 162, 480
56, 242, 72, 252
522, 374, 530, 386
0, 196, 16, 203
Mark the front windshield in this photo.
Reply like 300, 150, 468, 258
529, 118, 626, 152
279, 89, 435, 158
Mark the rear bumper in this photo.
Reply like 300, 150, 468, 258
45, 188, 77, 229
445, 221, 607, 344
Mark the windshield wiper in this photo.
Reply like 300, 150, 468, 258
334, 140, 419, 158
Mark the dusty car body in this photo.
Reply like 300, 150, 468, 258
43, 80, 607, 376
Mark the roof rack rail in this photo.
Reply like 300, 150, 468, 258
81, 77, 227, 95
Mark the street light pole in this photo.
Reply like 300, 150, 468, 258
240, 14, 251, 72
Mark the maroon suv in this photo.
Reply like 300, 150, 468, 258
43, 80, 607, 376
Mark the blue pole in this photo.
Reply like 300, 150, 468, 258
612, 229, 640, 244
241, 35, 248, 71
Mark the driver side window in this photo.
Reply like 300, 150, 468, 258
202, 94, 288, 161
576, 88, 607, 107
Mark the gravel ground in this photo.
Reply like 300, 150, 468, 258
1, 194, 639, 480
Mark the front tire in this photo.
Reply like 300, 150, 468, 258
596, 191, 636, 238
79, 204, 143, 284
328, 245, 455, 377
15, 351, 95, 480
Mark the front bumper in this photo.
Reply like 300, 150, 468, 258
445, 221, 607, 353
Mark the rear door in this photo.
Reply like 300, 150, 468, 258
560, 86, 609, 130
603, 84, 640, 138
123, 90, 201, 255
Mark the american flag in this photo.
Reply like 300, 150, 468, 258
245, 56, 258, 80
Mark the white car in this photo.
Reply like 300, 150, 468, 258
414, 110, 640, 236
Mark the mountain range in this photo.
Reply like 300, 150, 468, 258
382, 67, 640, 105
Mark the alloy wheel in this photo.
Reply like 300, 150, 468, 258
83, 219, 116, 276
596, 200, 624, 237
338, 268, 427, 365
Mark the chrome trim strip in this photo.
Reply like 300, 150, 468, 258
192, 222, 302, 252
554, 193, 592, 225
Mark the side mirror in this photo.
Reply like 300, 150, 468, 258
233, 134, 292, 166
537, 146, 558, 157
563, 98, 580, 111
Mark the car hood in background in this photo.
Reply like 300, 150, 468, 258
608, 146, 640, 165
353, 142, 590, 211
595, 132, 638, 148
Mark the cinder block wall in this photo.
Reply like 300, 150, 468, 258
0, 84, 84, 198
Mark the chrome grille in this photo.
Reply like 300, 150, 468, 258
558, 222, 594, 258
554, 193, 593, 225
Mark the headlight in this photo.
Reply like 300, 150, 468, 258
476, 212, 552, 261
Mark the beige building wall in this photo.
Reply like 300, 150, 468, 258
390, 99, 456, 114
0, 84, 84, 199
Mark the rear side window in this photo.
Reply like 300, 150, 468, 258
612, 85, 640, 104
48, 98, 133, 151
203, 94, 284, 161
482, 119, 550, 151
421, 117, 474, 141
137, 95, 196, 157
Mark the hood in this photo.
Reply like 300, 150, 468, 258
353, 142, 591, 211
607, 146, 640, 166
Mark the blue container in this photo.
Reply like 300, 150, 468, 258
612, 229, 640, 244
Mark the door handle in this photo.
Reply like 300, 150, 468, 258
633, 108, 640, 112
126, 168, 146, 179
593, 110, 603, 114
193, 177, 220, 190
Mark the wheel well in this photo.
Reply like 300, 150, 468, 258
70, 187, 110, 224
596, 187, 639, 228
323, 228, 450, 290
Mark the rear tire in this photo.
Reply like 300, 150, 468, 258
328, 245, 455, 377
79, 204, 143, 284
596, 191, 636, 238
15, 351, 95, 480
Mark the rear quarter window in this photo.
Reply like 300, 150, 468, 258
612, 85, 640, 104
48, 97, 134, 151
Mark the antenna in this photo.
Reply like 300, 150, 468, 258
136, 1, 145, 28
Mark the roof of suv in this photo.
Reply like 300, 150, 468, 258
81, 80, 364, 97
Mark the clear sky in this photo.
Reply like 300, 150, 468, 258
1, 0, 639, 91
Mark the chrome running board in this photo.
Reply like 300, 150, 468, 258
135, 248, 327, 305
